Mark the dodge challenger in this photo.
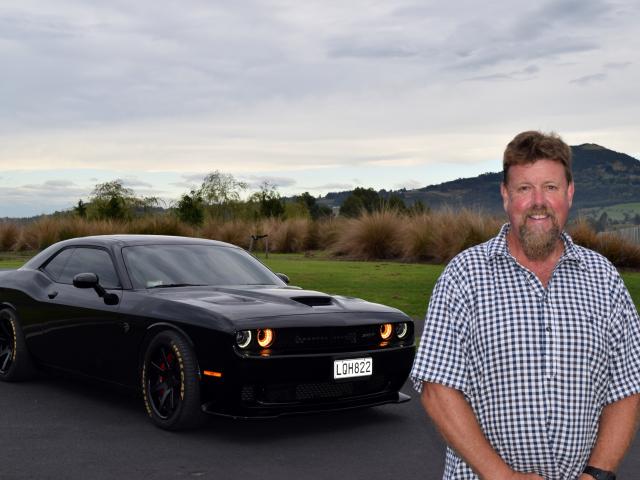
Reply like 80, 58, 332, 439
0, 235, 415, 430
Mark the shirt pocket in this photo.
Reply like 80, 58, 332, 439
561, 312, 608, 391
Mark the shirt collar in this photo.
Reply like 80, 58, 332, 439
486, 223, 586, 269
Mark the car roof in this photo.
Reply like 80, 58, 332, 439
22, 235, 239, 270
62, 234, 234, 247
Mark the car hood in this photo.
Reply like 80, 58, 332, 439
140, 285, 404, 322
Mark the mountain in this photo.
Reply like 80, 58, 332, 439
319, 144, 640, 216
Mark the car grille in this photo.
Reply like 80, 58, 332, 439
241, 376, 390, 405
277, 325, 382, 350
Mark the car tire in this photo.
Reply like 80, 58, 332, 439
141, 330, 203, 430
0, 308, 35, 382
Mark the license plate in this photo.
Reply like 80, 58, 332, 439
333, 357, 373, 379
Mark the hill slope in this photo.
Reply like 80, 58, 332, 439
320, 144, 640, 215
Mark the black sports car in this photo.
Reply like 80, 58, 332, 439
0, 235, 415, 429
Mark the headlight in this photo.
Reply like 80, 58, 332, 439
257, 328, 275, 348
235, 330, 252, 349
379, 323, 393, 340
395, 322, 408, 339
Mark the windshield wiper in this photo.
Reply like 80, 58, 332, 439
147, 283, 207, 289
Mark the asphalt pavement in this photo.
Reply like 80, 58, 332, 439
0, 374, 445, 480
2, 311, 640, 480
2, 372, 640, 480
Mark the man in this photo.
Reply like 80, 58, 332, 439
411, 131, 640, 480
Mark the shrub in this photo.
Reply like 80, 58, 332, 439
56, 218, 93, 241
332, 209, 404, 260
401, 209, 502, 263
268, 218, 310, 253
19, 218, 61, 251
201, 219, 252, 249
568, 218, 640, 269
595, 233, 640, 269
567, 217, 598, 250
131, 215, 194, 237
315, 217, 346, 250
0, 222, 20, 251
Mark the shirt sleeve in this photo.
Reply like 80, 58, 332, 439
606, 274, 640, 405
410, 265, 470, 395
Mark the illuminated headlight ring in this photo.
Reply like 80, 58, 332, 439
235, 328, 276, 349
257, 328, 275, 348
235, 330, 252, 349
379, 322, 409, 341
395, 322, 409, 339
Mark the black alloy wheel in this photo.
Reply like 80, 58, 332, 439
0, 308, 34, 382
141, 330, 202, 430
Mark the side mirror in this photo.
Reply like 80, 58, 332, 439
275, 273, 290, 285
73, 273, 119, 306
73, 272, 99, 289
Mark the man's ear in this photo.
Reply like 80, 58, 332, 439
500, 182, 509, 213
567, 181, 575, 208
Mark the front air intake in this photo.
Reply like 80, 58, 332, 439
291, 296, 333, 307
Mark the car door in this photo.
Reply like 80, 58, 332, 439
32, 246, 125, 381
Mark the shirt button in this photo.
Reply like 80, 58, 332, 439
546, 326, 552, 332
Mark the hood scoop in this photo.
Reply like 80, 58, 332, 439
292, 296, 334, 307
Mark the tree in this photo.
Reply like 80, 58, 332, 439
294, 192, 332, 220
88, 180, 136, 220
408, 199, 429, 216
199, 171, 248, 205
176, 190, 205, 226
74, 200, 87, 218
250, 182, 285, 218
189, 170, 249, 221
385, 194, 407, 213
339, 188, 381, 217
86, 180, 159, 220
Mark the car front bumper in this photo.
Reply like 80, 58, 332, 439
200, 344, 415, 418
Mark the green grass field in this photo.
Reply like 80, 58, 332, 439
257, 253, 443, 319
578, 202, 640, 223
1, 252, 638, 318
256, 254, 640, 317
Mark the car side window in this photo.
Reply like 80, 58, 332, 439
42, 248, 75, 282
57, 248, 121, 289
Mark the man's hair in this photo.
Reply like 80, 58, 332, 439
503, 131, 572, 184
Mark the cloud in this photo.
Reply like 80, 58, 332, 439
535, 0, 612, 23
20, 182, 84, 195
394, 179, 422, 190
118, 177, 154, 188
604, 61, 631, 70
466, 64, 540, 82
302, 182, 353, 191
241, 175, 297, 189
43, 179, 76, 188
0, 1, 638, 218
570, 73, 607, 85
181, 173, 207, 183
0, 180, 90, 216
327, 36, 419, 59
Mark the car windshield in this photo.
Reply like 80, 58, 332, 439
122, 244, 282, 289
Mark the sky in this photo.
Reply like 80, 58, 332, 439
1, 0, 639, 217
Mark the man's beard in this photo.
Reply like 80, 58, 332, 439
517, 207, 561, 261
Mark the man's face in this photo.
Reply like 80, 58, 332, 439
501, 159, 574, 261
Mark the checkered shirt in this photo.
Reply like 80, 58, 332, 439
411, 224, 640, 480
